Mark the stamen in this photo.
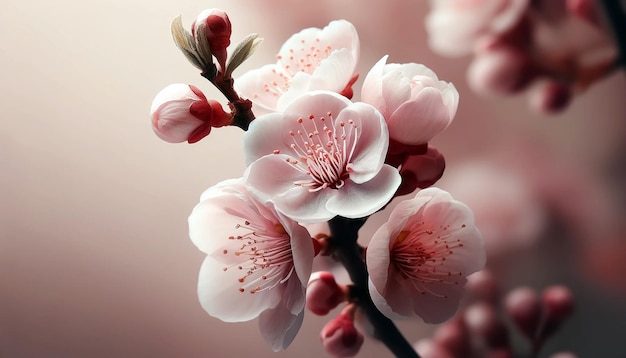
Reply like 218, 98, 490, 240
391, 221, 467, 297
283, 114, 358, 192
222, 219, 295, 294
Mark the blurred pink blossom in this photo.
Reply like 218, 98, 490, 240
244, 91, 400, 222
439, 161, 547, 257
361, 56, 458, 147
425, 0, 530, 57
367, 187, 485, 323
235, 20, 360, 116
188, 178, 315, 351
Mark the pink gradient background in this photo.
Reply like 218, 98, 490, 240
3, 1, 626, 357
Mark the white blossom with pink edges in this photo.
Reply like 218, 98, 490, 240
367, 188, 485, 323
188, 178, 314, 351
243, 90, 400, 223
361, 56, 459, 146
235, 20, 360, 116
425, 0, 530, 57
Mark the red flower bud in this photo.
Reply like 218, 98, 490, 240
306, 272, 347, 316
193, 9, 232, 70
320, 310, 364, 357
151, 84, 231, 143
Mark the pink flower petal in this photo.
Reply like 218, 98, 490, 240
387, 88, 453, 145
259, 305, 305, 352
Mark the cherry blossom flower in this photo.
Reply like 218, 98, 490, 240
150, 83, 231, 143
367, 187, 485, 323
243, 91, 401, 223
425, 0, 530, 57
188, 178, 315, 351
235, 20, 360, 116
361, 56, 459, 147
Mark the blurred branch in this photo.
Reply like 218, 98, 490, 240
598, 0, 626, 68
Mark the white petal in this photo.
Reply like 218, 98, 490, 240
409, 281, 466, 323
197, 256, 280, 322
235, 64, 289, 116
361, 56, 387, 110
381, 70, 411, 118
387, 87, 453, 145
243, 113, 290, 166
273, 186, 336, 223
244, 154, 309, 200
189, 189, 260, 254
326, 165, 400, 218
309, 48, 356, 92
337, 102, 389, 184
259, 303, 305, 351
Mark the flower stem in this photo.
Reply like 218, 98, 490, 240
328, 216, 420, 358
201, 70, 255, 131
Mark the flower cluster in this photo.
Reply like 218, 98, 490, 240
152, 9, 486, 357
425, 0, 619, 113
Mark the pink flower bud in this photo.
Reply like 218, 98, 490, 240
193, 9, 232, 69
566, 0, 600, 27
504, 287, 541, 340
539, 285, 574, 339
306, 272, 346, 316
529, 81, 573, 114
320, 311, 364, 357
464, 303, 509, 349
397, 146, 446, 196
432, 318, 471, 357
466, 269, 499, 304
150, 83, 231, 143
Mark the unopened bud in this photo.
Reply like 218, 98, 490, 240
306, 272, 347, 315
529, 81, 573, 114
566, 0, 600, 26
193, 9, 232, 70
465, 302, 509, 349
433, 318, 471, 357
466, 269, 499, 304
504, 287, 541, 340
396, 146, 445, 196
539, 285, 574, 339
150, 84, 231, 143
320, 308, 364, 357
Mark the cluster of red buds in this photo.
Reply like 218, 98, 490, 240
415, 270, 575, 358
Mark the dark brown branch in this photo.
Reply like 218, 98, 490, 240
328, 216, 420, 358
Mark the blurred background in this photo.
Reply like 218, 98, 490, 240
2, 0, 626, 357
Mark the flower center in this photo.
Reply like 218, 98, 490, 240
221, 220, 295, 294
276, 113, 358, 192
391, 221, 467, 297
254, 68, 291, 100
277, 37, 332, 76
